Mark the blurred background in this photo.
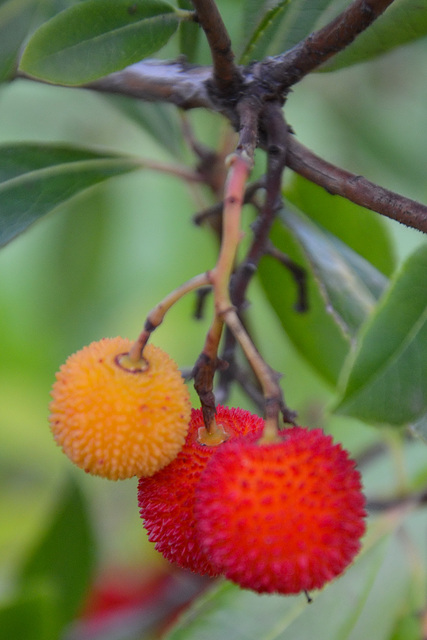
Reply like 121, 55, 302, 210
1, 13, 427, 637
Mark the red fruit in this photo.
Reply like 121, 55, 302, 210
195, 427, 366, 594
138, 406, 264, 577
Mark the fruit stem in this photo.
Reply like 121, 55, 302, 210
194, 101, 288, 437
193, 148, 252, 432
128, 272, 211, 362
193, 314, 225, 435
210, 151, 253, 316
224, 307, 283, 441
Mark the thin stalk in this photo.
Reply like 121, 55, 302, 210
224, 308, 285, 442
193, 315, 226, 439
128, 272, 211, 362
210, 152, 252, 315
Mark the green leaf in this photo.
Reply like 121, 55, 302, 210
0, 143, 141, 247
178, 0, 199, 63
239, 0, 334, 64
19, 476, 96, 635
320, 0, 427, 72
0, 0, 38, 82
105, 95, 184, 157
259, 217, 350, 385
19, 0, 180, 85
282, 208, 385, 339
324, 237, 389, 302
239, 0, 289, 64
0, 580, 58, 640
38, 0, 85, 16
164, 528, 411, 640
259, 203, 387, 385
284, 174, 396, 277
335, 243, 427, 426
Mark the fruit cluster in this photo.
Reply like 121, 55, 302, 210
138, 406, 366, 595
49, 338, 366, 596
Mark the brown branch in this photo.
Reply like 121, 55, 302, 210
192, 102, 258, 430
17, 0, 397, 114
215, 359, 265, 411
286, 137, 427, 234
17, 2, 425, 238
217, 104, 297, 422
230, 103, 289, 312
19, 60, 216, 111
191, 0, 241, 96
180, 112, 215, 162
263, 0, 397, 90
193, 178, 265, 225
193, 286, 212, 320
367, 487, 427, 512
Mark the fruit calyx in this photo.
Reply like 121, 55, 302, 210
115, 352, 149, 373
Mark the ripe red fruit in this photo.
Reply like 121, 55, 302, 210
195, 427, 366, 594
138, 406, 264, 577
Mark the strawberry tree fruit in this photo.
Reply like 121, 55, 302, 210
195, 426, 366, 594
138, 406, 265, 576
49, 337, 191, 480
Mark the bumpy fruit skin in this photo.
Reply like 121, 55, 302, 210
138, 406, 265, 576
49, 337, 191, 480
195, 427, 366, 594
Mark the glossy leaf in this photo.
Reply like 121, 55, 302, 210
259, 204, 387, 384
19, 476, 95, 635
320, 0, 427, 71
325, 237, 389, 302
19, 0, 180, 85
0, 0, 38, 82
239, 0, 334, 64
335, 243, 427, 426
0, 143, 141, 247
239, 0, 289, 64
282, 208, 384, 339
165, 528, 411, 640
284, 174, 396, 276
259, 216, 350, 385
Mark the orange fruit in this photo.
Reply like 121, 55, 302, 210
49, 337, 191, 480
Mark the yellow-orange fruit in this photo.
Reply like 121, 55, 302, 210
49, 337, 191, 480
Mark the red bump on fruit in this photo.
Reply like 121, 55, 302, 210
194, 427, 366, 594
138, 406, 264, 576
